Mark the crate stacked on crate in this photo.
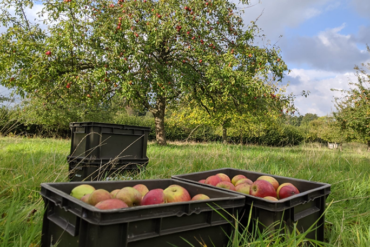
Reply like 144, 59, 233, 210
40, 179, 245, 247
67, 122, 150, 181
172, 168, 331, 241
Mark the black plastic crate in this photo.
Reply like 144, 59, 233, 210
68, 122, 150, 165
40, 179, 245, 247
68, 161, 148, 182
172, 168, 331, 241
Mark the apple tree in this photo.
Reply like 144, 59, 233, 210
333, 47, 370, 150
0, 0, 288, 145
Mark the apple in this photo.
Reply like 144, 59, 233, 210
235, 183, 251, 195
110, 189, 120, 198
264, 196, 278, 201
216, 173, 231, 182
191, 194, 210, 201
133, 184, 149, 197
278, 185, 299, 199
164, 185, 191, 203
198, 179, 206, 184
87, 189, 112, 206
257, 176, 279, 190
80, 194, 90, 203
45, 51, 51, 56
231, 175, 247, 185
205, 175, 222, 186
276, 183, 294, 196
115, 187, 142, 207
70, 184, 95, 199
250, 180, 277, 198
95, 199, 128, 210
234, 178, 253, 186
142, 189, 165, 205
216, 181, 236, 191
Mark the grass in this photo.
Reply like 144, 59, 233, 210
0, 137, 370, 246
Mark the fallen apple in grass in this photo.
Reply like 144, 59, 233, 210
216, 181, 236, 191
278, 185, 299, 199
95, 199, 128, 210
142, 189, 165, 205
164, 185, 191, 203
88, 189, 112, 206
115, 187, 142, 207
231, 175, 247, 185
257, 176, 280, 190
205, 175, 222, 186
191, 194, 210, 201
250, 180, 277, 198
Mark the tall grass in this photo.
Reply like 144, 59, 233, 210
0, 137, 370, 246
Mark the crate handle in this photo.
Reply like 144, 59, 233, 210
294, 206, 320, 222
47, 213, 78, 237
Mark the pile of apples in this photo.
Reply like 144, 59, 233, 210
70, 183, 210, 210
199, 173, 300, 201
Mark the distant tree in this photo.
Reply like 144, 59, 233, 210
333, 46, 370, 150
301, 113, 319, 126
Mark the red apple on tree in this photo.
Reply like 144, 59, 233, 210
45, 51, 51, 56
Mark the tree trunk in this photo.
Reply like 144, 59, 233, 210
222, 125, 227, 144
153, 97, 167, 145
368, 140, 370, 152
240, 132, 243, 145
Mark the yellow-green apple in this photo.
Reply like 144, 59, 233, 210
164, 185, 191, 203
231, 175, 247, 185
80, 194, 90, 203
133, 184, 149, 197
199, 179, 206, 184
216, 173, 231, 182
142, 189, 165, 205
191, 194, 210, 201
250, 180, 277, 198
276, 183, 294, 196
95, 199, 128, 210
234, 178, 253, 186
87, 189, 112, 206
235, 183, 251, 195
216, 181, 236, 191
278, 185, 299, 199
264, 196, 278, 201
110, 189, 120, 198
70, 184, 95, 199
257, 176, 280, 190
205, 175, 222, 186
115, 187, 142, 207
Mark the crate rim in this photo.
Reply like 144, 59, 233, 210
40, 179, 245, 225
69, 122, 151, 131
172, 168, 331, 207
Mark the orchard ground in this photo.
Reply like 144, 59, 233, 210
1, 137, 370, 246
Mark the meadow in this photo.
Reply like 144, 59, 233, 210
0, 137, 370, 246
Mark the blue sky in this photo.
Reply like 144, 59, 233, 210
238, 0, 370, 116
1, 0, 370, 116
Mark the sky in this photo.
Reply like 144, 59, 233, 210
1, 0, 370, 116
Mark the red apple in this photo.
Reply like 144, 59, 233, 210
198, 179, 206, 184
264, 196, 278, 201
250, 180, 277, 198
234, 178, 253, 186
87, 189, 112, 206
278, 185, 299, 199
142, 189, 165, 205
164, 185, 191, 203
133, 184, 149, 197
80, 194, 90, 203
95, 199, 128, 210
231, 175, 247, 185
257, 176, 279, 190
115, 187, 142, 207
191, 194, 210, 201
276, 183, 294, 196
216, 181, 235, 191
235, 183, 251, 195
205, 175, 222, 186
216, 173, 231, 182
45, 51, 51, 56
110, 189, 120, 198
